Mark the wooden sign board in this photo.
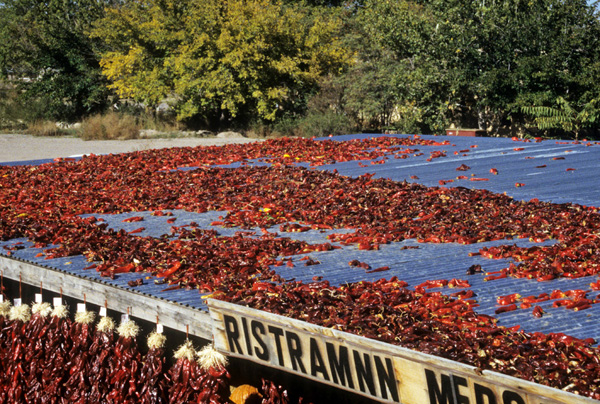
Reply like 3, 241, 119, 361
208, 299, 596, 404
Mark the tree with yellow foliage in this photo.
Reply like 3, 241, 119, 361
92, 0, 350, 127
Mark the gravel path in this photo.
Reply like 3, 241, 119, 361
0, 133, 261, 163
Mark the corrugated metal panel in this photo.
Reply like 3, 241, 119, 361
2, 134, 600, 343
319, 134, 600, 206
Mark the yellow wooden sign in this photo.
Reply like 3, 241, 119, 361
208, 299, 596, 404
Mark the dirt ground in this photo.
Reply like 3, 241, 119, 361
0, 133, 261, 163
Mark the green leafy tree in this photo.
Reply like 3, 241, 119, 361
522, 97, 599, 139
330, 14, 403, 132
92, 0, 350, 128
357, 0, 600, 135
356, 0, 454, 133
470, 0, 600, 134
0, 0, 113, 121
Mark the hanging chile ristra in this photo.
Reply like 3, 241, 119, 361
23, 301, 53, 401
35, 301, 73, 402
89, 315, 118, 402
4, 303, 32, 403
196, 344, 231, 403
168, 340, 201, 403
0, 299, 13, 403
105, 318, 143, 403
63, 308, 97, 402
138, 330, 169, 404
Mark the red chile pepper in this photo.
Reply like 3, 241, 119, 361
128, 227, 145, 234
565, 289, 589, 299
536, 293, 550, 301
450, 290, 475, 299
485, 272, 507, 281
552, 299, 572, 308
112, 263, 135, 274
157, 261, 181, 278
448, 278, 470, 288
366, 266, 389, 273
122, 216, 144, 223
565, 299, 592, 311
497, 293, 520, 305
251, 282, 277, 293
416, 279, 448, 289
495, 304, 517, 314
521, 293, 550, 304
303, 258, 320, 266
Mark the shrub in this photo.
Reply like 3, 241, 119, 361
0, 86, 49, 131
26, 121, 71, 137
247, 111, 353, 139
297, 111, 353, 138
272, 116, 301, 137
80, 112, 140, 140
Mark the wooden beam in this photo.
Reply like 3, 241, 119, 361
0, 255, 212, 338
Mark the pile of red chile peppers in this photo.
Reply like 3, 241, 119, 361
2, 136, 600, 397
0, 303, 302, 404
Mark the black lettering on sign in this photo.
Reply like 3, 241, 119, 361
326, 342, 354, 389
309, 338, 330, 381
425, 369, 526, 404
241, 317, 252, 357
374, 356, 400, 402
223, 315, 243, 355
251, 320, 269, 361
286, 331, 307, 374
474, 383, 497, 404
353, 350, 376, 396
268, 325, 285, 366
425, 369, 453, 404
452, 375, 469, 404
501, 391, 525, 404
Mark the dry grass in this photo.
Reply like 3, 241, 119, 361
26, 121, 71, 137
80, 112, 141, 140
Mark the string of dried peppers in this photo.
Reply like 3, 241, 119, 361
0, 301, 305, 404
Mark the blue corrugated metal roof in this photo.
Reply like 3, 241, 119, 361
320, 134, 600, 206
2, 133, 600, 343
